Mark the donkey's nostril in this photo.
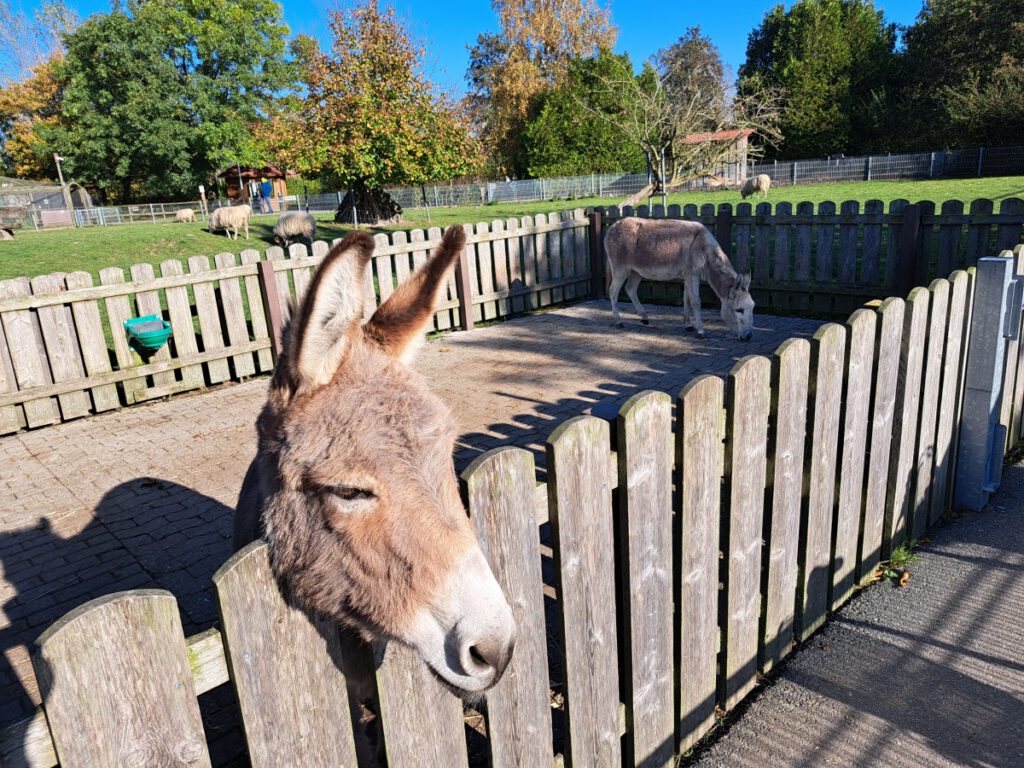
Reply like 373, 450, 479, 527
462, 634, 515, 682
469, 645, 487, 667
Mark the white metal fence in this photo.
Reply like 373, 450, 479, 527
748, 146, 1024, 186
9, 144, 1024, 231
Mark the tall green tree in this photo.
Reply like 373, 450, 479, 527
522, 51, 645, 177
258, 3, 478, 191
49, 0, 291, 201
740, 0, 898, 158
901, 0, 1024, 147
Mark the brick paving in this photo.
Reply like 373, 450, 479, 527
0, 299, 822, 764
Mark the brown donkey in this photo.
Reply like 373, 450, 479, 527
234, 227, 516, 698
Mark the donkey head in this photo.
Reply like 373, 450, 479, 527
256, 228, 515, 696
722, 272, 755, 341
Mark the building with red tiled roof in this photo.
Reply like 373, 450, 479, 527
681, 129, 753, 184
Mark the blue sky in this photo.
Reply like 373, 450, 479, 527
52, 0, 926, 94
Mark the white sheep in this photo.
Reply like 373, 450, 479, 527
209, 204, 251, 240
273, 211, 317, 247
175, 208, 195, 223
740, 174, 771, 199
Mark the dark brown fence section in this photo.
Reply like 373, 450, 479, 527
593, 198, 1024, 316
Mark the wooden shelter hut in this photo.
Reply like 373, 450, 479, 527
217, 164, 293, 210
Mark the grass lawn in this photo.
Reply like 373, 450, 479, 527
1, 175, 1021, 282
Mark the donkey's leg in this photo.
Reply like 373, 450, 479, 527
624, 271, 649, 325
686, 274, 706, 338
682, 278, 694, 331
608, 269, 628, 328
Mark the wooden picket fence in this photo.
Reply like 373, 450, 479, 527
0, 210, 591, 434
6, 245, 1024, 767
2, 200, 1022, 434
593, 197, 1024, 316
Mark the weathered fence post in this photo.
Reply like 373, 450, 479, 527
453, 232, 475, 332
897, 204, 923, 296
716, 204, 733, 257
257, 259, 285, 362
866, 156, 873, 181
589, 210, 604, 299
977, 147, 985, 177
954, 254, 1020, 510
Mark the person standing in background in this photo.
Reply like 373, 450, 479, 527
260, 177, 273, 213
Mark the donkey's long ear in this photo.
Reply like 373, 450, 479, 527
285, 231, 375, 392
729, 272, 752, 298
363, 226, 466, 364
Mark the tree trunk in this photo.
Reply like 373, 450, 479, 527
334, 180, 404, 225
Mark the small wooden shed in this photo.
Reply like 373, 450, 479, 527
217, 164, 292, 209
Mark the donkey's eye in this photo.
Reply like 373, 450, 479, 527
323, 486, 377, 525
329, 486, 376, 502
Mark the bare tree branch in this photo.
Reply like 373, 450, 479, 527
0, 0, 76, 85
579, 56, 783, 190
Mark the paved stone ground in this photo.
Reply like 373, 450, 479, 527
0, 300, 821, 764
690, 464, 1024, 768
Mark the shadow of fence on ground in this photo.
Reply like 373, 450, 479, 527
0, 478, 247, 766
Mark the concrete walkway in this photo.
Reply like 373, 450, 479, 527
692, 464, 1024, 768
0, 301, 820, 764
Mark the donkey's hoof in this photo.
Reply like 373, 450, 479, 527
612, 321, 625, 329
696, 330, 706, 339
641, 317, 650, 326
685, 324, 696, 332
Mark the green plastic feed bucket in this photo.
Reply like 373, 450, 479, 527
125, 315, 172, 351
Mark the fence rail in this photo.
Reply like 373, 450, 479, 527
6, 244, 1024, 766
0, 210, 591, 433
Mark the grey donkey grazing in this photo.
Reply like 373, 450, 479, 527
604, 216, 755, 340
234, 227, 516, 759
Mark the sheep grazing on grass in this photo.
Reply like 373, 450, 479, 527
740, 174, 771, 200
209, 204, 251, 240
174, 208, 195, 223
273, 210, 317, 247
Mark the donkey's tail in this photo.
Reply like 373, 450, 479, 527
602, 228, 614, 298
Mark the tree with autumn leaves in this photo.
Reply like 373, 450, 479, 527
467, 0, 617, 176
258, 4, 479, 201
0, 60, 64, 179
0, 1, 74, 178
